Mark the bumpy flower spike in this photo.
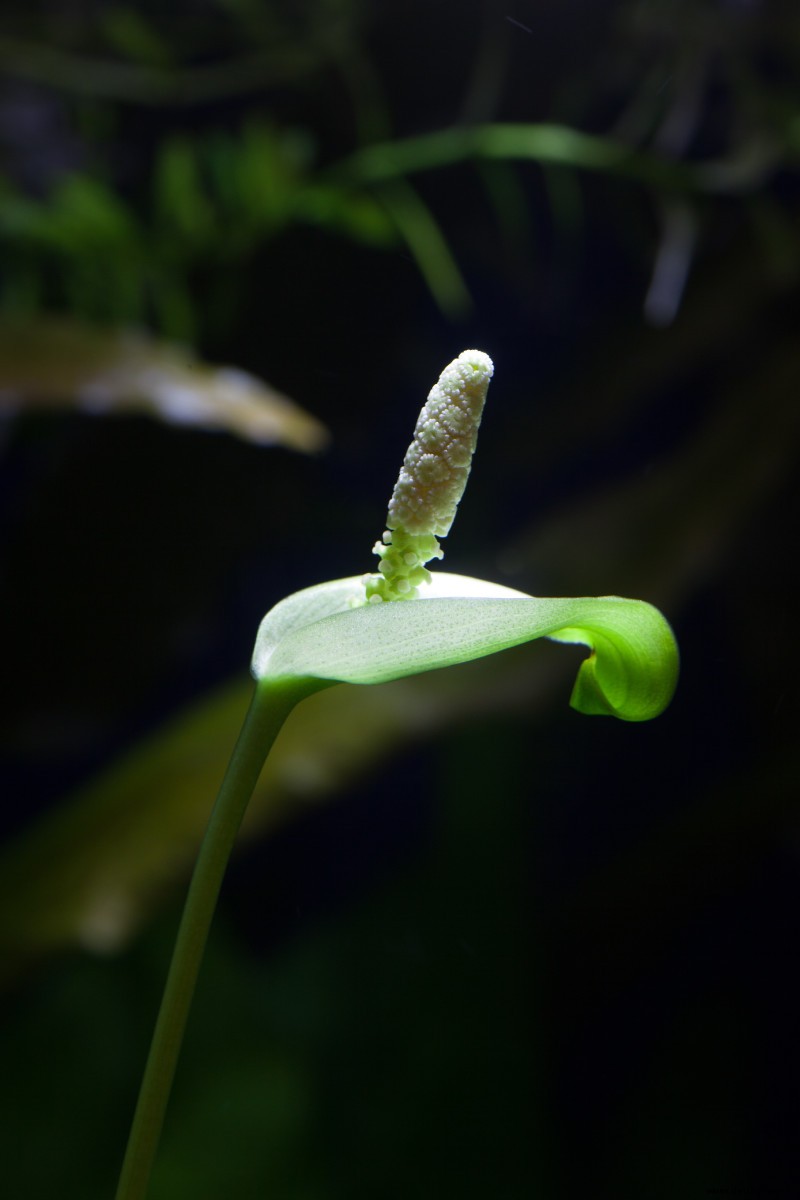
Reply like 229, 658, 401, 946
363, 349, 494, 602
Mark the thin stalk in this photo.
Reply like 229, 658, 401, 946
114, 675, 322, 1200
333, 122, 700, 193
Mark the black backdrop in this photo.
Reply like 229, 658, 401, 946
1, 3, 799, 1197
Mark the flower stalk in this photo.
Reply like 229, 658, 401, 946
114, 677, 324, 1200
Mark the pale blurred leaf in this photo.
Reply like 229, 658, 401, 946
0, 317, 328, 451
0, 654, 568, 976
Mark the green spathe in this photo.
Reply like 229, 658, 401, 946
252, 572, 679, 722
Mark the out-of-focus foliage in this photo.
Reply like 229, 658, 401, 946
2, 0, 800, 337
0, 316, 328, 448
0, 120, 396, 338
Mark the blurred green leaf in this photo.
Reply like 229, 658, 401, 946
100, 7, 173, 68
373, 180, 471, 316
153, 138, 215, 246
0, 175, 137, 249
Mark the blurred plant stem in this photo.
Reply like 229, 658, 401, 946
115, 676, 321, 1200
336, 121, 778, 197
0, 34, 319, 105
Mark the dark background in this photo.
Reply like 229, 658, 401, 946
1, 2, 799, 1197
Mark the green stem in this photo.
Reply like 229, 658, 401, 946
334, 122, 698, 193
114, 675, 322, 1200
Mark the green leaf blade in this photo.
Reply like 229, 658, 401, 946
547, 597, 680, 721
252, 574, 678, 722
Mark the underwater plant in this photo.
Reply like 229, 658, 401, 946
114, 349, 679, 1199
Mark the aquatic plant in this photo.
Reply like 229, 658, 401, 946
114, 349, 678, 1199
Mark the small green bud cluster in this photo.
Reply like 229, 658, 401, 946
364, 528, 443, 603
363, 349, 493, 603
